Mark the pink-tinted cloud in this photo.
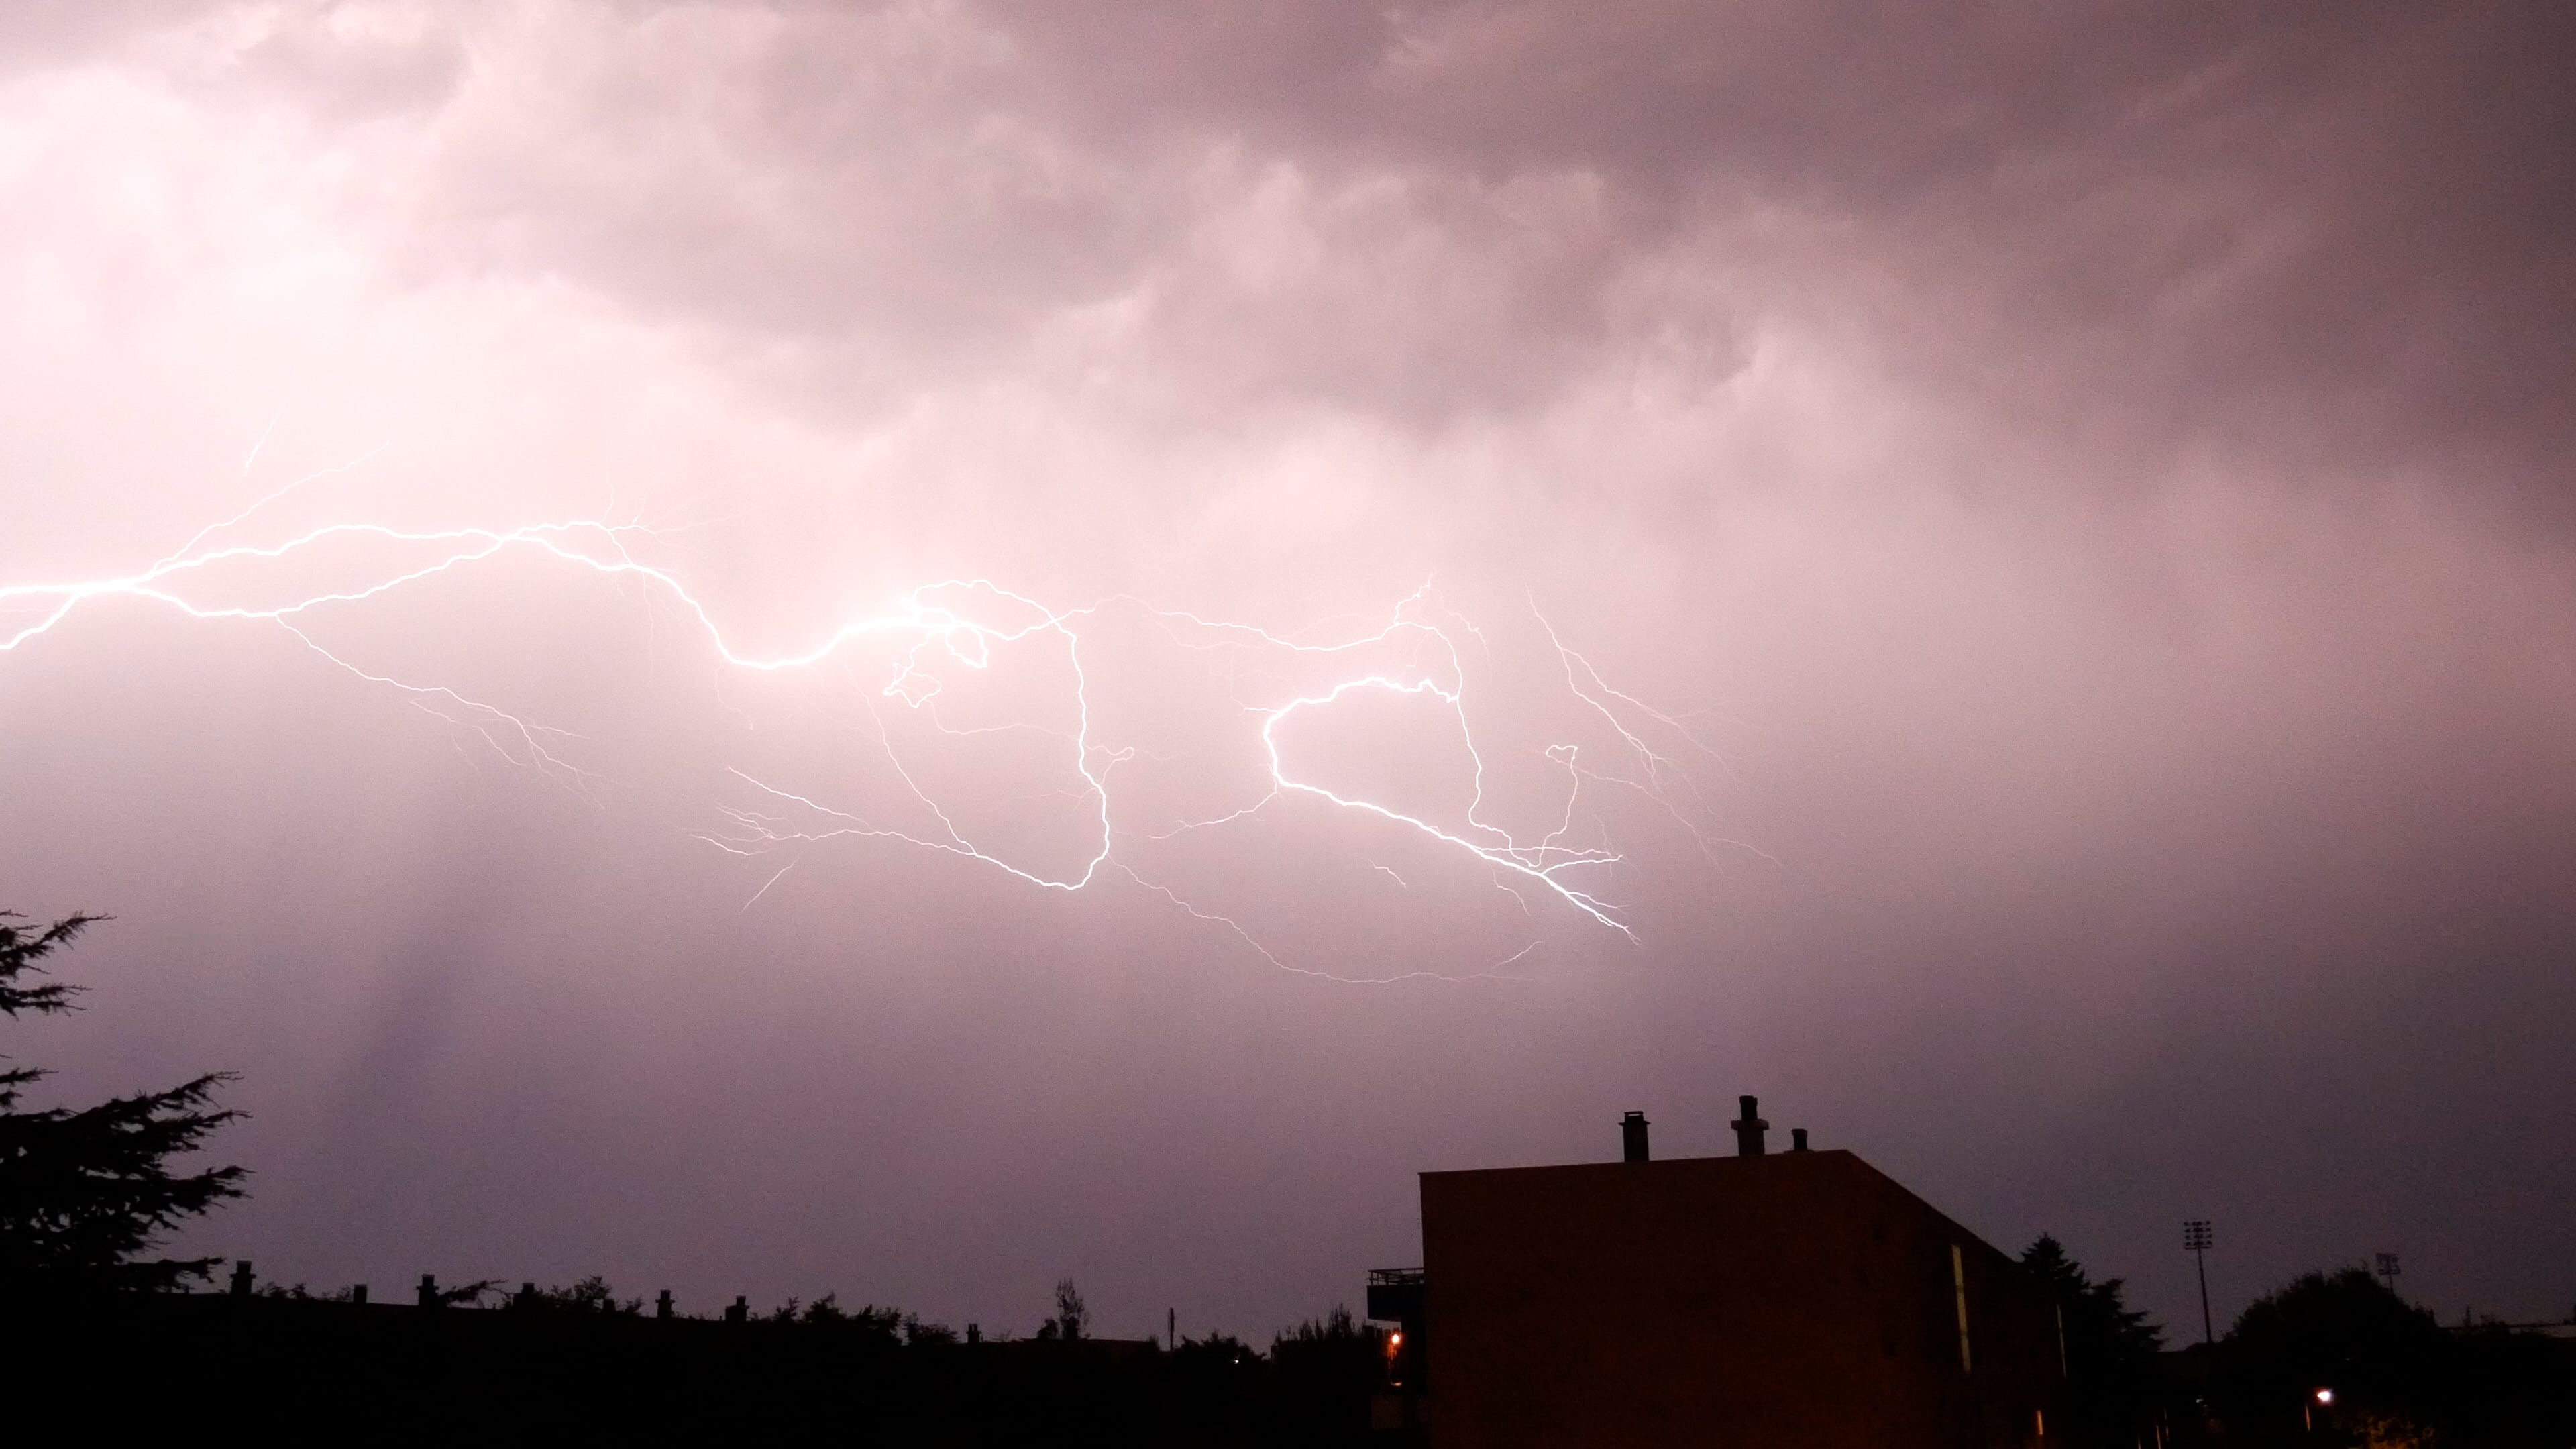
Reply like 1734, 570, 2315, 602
0, 3, 2568, 1339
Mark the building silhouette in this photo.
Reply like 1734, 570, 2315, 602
1377, 1097, 2066, 1448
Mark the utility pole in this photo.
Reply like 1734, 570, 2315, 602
1169, 1306, 1175, 1351
2375, 1252, 2401, 1295
2182, 1220, 2215, 1345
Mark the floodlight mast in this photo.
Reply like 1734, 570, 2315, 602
2182, 1220, 2215, 1345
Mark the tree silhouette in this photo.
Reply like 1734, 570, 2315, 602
2021, 1234, 2165, 1446
2218, 1267, 2446, 1444
0, 910, 246, 1291
1270, 1305, 1383, 1440
523, 1275, 642, 1316
1046, 1277, 1087, 1340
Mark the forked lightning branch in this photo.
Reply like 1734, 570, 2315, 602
1, 456, 1729, 980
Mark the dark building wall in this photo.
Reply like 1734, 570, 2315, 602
1419, 1149, 2063, 1449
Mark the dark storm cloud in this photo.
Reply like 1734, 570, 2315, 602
348, 3, 2573, 491
2, 1, 2571, 1346
1001, 3, 2576, 492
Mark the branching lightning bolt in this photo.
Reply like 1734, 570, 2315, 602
3, 451, 1738, 981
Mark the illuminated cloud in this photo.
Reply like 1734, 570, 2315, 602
0, 3, 2568, 1338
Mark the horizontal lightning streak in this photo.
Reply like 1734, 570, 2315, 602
3, 476, 1738, 979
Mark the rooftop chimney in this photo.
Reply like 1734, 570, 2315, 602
1792, 1128, 1810, 1151
1731, 1095, 1770, 1157
1621, 1110, 1651, 1163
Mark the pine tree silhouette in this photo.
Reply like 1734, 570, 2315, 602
0, 911, 247, 1291
2022, 1233, 2166, 1446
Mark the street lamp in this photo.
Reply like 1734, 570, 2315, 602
2183, 1220, 2215, 1346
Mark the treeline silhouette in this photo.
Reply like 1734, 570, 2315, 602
24, 1276, 1393, 1442
2165, 1268, 2574, 1448
3, 907, 1391, 1442
9, 907, 2571, 1444
2023, 1233, 2572, 1446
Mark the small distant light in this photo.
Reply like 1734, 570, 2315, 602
2315, 1388, 2334, 1405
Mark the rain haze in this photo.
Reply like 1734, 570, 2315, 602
2, 3, 2571, 1344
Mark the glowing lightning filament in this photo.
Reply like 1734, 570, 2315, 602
2, 462, 1727, 980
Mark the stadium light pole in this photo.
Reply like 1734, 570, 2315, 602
2183, 1220, 2215, 1346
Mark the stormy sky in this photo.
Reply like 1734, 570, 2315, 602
3, 3, 2570, 1340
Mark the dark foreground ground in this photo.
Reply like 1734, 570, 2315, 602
20, 1293, 1402, 1445
25, 1288, 2571, 1446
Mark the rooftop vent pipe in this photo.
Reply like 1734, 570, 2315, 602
1621, 1110, 1651, 1163
1731, 1095, 1770, 1157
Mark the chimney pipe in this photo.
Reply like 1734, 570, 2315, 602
1731, 1095, 1770, 1156
1792, 1128, 1810, 1151
1620, 1110, 1651, 1163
